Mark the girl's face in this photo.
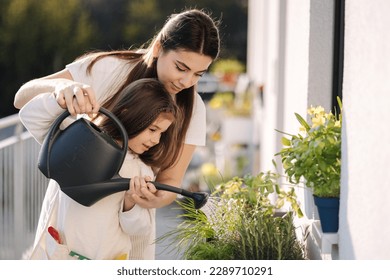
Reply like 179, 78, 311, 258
128, 114, 173, 154
156, 49, 213, 95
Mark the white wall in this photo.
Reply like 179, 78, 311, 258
251, 0, 283, 173
248, 0, 332, 217
340, 0, 390, 259
247, 0, 266, 88
248, 0, 390, 259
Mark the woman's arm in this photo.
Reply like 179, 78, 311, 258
14, 69, 73, 108
14, 69, 98, 116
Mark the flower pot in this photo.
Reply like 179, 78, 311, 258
313, 196, 340, 233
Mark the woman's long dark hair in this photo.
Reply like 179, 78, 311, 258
82, 9, 220, 170
97, 78, 179, 171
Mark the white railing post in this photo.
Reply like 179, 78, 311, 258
13, 122, 25, 259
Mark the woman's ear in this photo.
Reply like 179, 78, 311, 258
152, 40, 162, 57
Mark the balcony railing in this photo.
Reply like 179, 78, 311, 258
0, 114, 49, 259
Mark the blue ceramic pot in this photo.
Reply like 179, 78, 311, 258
313, 195, 340, 233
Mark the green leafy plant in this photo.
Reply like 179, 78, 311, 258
156, 171, 306, 260
213, 171, 303, 217
276, 97, 342, 197
235, 211, 306, 260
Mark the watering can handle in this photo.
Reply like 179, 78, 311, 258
40, 107, 128, 178
46, 107, 128, 149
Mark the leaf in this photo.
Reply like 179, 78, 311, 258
275, 128, 294, 137
295, 207, 304, 218
295, 113, 311, 131
337, 96, 343, 111
275, 198, 285, 208
281, 136, 291, 146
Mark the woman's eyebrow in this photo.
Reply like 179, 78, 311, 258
176, 60, 208, 73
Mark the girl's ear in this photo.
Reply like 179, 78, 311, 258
152, 40, 162, 58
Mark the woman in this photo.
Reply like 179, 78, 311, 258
19, 78, 179, 259
14, 8, 220, 210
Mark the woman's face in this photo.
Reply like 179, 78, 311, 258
156, 49, 213, 95
128, 114, 173, 154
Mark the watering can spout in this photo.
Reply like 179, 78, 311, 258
62, 176, 209, 209
61, 176, 130, 207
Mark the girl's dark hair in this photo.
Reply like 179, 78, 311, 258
82, 9, 220, 170
98, 78, 179, 171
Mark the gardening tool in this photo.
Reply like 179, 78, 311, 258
37, 108, 209, 209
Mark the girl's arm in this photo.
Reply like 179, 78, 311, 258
18, 92, 67, 144
120, 205, 154, 236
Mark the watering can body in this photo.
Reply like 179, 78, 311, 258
38, 116, 126, 188
37, 108, 128, 199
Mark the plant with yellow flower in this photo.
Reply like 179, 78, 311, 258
213, 171, 303, 217
157, 169, 306, 260
276, 97, 342, 198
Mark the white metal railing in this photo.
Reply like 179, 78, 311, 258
0, 114, 49, 259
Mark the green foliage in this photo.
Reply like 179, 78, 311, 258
236, 211, 305, 260
0, 0, 248, 117
276, 97, 342, 197
186, 241, 236, 260
125, 0, 162, 48
156, 172, 306, 260
214, 171, 303, 218
0, 0, 97, 116
1, 0, 96, 70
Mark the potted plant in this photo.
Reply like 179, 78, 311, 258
275, 97, 342, 232
156, 170, 306, 260
210, 58, 245, 87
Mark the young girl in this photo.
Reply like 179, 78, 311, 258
19, 78, 179, 260
14, 9, 221, 210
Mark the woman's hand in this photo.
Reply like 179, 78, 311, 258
123, 176, 157, 211
54, 80, 99, 117
123, 176, 177, 210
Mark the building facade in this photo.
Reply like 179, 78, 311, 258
247, 0, 390, 259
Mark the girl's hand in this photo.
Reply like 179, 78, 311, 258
130, 180, 177, 210
123, 176, 157, 211
54, 80, 99, 117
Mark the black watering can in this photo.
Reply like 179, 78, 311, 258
37, 107, 209, 209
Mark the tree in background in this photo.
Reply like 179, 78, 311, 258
125, 0, 163, 48
0, 0, 96, 117
123, 0, 248, 61
0, 0, 247, 117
